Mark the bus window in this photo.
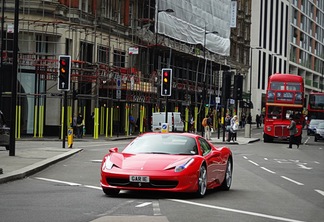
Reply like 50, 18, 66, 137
286, 83, 300, 91
271, 82, 284, 90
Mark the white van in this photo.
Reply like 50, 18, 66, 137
151, 112, 184, 132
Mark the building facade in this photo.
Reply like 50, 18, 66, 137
0, 0, 252, 138
250, 0, 324, 118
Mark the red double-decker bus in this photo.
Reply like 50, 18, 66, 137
307, 92, 324, 121
263, 74, 304, 143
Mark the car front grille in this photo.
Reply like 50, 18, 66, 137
106, 178, 178, 188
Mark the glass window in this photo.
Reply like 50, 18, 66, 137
270, 82, 284, 90
198, 138, 211, 156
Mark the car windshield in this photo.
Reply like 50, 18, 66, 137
123, 134, 198, 155
310, 120, 324, 126
317, 123, 324, 129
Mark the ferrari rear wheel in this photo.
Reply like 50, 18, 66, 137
220, 158, 232, 190
196, 165, 207, 197
103, 188, 120, 196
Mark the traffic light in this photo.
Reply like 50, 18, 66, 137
161, 68, 172, 96
222, 71, 231, 104
57, 55, 71, 91
234, 75, 243, 100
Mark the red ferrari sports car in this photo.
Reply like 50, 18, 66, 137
100, 132, 233, 197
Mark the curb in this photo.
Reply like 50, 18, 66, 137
0, 148, 83, 184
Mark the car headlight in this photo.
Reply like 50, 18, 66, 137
102, 156, 114, 170
266, 126, 272, 132
174, 158, 194, 172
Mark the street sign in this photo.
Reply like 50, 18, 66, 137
116, 89, 121, 99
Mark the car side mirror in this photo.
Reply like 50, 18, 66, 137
109, 147, 118, 153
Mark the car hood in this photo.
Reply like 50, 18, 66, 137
110, 153, 193, 171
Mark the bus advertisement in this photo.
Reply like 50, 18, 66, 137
263, 74, 304, 143
308, 92, 324, 121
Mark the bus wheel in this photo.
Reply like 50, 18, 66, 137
264, 133, 273, 143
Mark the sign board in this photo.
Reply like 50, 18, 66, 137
215, 96, 220, 104
116, 89, 121, 99
116, 75, 121, 89
161, 123, 169, 133
129, 47, 139, 54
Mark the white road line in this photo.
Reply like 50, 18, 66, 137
152, 200, 162, 215
35, 177, 81, 186
248, 160, 259, 166
315, 189, 324, 197
136, 202, 152, 208
84, 185, 102, 190
169, 199, 305, 222
260, 167, 276, 174
280, 176, 304, 186
91, 160, 103, 163
243, 156, 248, 159
264, 158, 268, 160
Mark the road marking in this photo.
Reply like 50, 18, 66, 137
264, 158, 268, 160
280, 176, 304, 185
248, 160, 259, 166
169, 199, 305, 222
243, 156, 248, 159
260, 167, 276, 174
35, 177, 81, 186
153, 201, 162, 215
84, 185, 102, 190
136, 202, 152, 207
91, 160, 103, 163
315, 189, 324, 197
297, 164, 312, 170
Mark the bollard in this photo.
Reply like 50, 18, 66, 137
68, 128, 73, 148
245, 124, 251, 138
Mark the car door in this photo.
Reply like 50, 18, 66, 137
198, 138, 218, 184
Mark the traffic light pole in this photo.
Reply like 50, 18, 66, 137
165, 96, 168, 126
62, 91, 67, 148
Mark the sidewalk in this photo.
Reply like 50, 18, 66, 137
0, 133, 259, 184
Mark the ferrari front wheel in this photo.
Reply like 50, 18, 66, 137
103, 188, 120, 197
196, 165, 207, 197
220, 158, 232, 190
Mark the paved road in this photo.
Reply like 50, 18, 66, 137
0, 129, 323, 222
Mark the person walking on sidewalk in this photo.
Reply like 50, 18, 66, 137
76, 113, 83, 138
202, 115, 211, 140
287, 114, 299, 149
230, 115, 239, 142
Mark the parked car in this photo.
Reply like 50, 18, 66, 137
314, 122, 324, 142
100, 132, 233, 197
307, 119, 324, 135
0, 110, 10, 150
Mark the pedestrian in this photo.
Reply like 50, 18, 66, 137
247, 113, 252, 125
241, 113, 246, 128
287, 114, 299, 149
129, 113, 136, 135
72, 114, 77, 137
76, 113, 83, 138
225, 113, 231, 142
256, 114, 260, 128
189, 115, 195, 133
90, 112, 94, 136
202, 115, 210, 140
230, 115, 239, 142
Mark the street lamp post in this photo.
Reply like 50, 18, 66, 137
201, 27, 218, 136
154, 4, 174, 125
248, 46, 262, 138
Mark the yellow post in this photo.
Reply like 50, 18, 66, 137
105, 107, 109, 138
94, 107, 99, 139
175, 106, 178, 112
34, 105, 38, 137
125, 104, 129, 135
100, 106, 104, 135
194, 106, 198, 133
139, 105, 143, 134
110, 107, 113, 137
185, 107, 189, 132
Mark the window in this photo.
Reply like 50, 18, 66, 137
198, 138, 211, 156
113, 50, 125, 67
98, 46, 110, 64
